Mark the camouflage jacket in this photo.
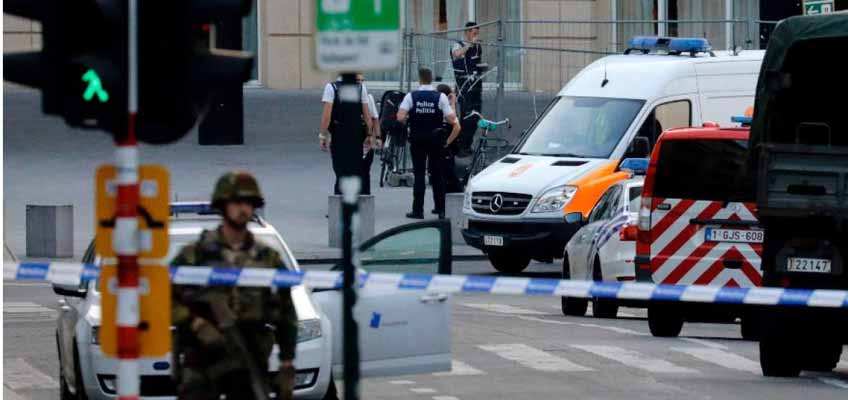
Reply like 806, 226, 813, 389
170, 227, 297, 362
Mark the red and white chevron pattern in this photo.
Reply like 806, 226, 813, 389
648, 199, 762, 287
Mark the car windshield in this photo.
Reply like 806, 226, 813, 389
517, 96, 645, 158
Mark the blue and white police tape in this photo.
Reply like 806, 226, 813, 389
5, 262, 848, 308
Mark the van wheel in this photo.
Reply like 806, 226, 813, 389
488, 251, 530, 274
648, 304, 683, 337
561, 254, 588, 316
591, 258, 618, 319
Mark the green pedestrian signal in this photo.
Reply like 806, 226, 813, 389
82, 69, 110, 103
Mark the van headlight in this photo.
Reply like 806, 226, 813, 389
531, 185, 578, 213
297, 319, 322, 343
463, 189, 473, 210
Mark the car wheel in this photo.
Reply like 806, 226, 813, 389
488, 251, 530, 274
322, 374, 340, 400
57, 335, 74, 400
591, 258, 618, 319
560, 254, 588, 316
73, 345, 89, 400
647, 304, 683, 337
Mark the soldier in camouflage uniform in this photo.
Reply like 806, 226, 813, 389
170, 171, 298, 400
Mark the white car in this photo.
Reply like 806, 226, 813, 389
55, 202, 452, 400
562, 177, 643, 318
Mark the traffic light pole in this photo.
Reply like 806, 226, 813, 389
115, 0, 141, 398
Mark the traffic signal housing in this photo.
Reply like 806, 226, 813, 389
4, 0, 254, 144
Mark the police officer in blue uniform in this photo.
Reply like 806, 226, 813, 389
397, 68, 461, 219
451, 22, 484, 156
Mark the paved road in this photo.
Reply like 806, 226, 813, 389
5, 260, 847, 400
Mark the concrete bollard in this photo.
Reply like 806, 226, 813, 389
445, 193, 467, 245
26, 204, 74, 258
328, 195, 375, 248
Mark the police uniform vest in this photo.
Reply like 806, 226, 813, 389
452, 40, 482, 79
329, 82, 366, 141
407, 90, 444, 141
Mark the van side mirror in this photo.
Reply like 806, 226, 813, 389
629, 137, 650, 158
564, 212, 585, 225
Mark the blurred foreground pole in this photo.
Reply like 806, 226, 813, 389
339, 71, 362, 400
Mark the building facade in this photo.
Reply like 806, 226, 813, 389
5, 1, 835, 91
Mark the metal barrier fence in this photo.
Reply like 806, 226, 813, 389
386, 18, 777, 178
397, 18, 778, 125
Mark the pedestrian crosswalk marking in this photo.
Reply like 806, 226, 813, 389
3, 302, 55, 314
3, 388, 27, 400
461, 303, 546, 315
478, 343, 593, 372
817, 377, 848, 390
572, 345, 697, 374
671, 347, 760, 374
433, 360, 486, 376
680, 337, 729, 350
3, 358, 59, 390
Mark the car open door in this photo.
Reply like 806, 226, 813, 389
312, 220, 452, 378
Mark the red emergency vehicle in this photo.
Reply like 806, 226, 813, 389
636, 125, 762, 338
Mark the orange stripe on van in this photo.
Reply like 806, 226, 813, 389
563, 160, 631, 217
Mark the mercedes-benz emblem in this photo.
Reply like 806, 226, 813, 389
490, 194, 504, 213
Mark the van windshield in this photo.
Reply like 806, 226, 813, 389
517, 96, 645, 158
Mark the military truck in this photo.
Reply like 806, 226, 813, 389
748, 12, 848, 377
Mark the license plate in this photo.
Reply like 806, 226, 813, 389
484, 235, 504, 246
705, 228, 764, 243
787, 257, 832, 273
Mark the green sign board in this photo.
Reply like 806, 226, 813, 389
804, 0, 834, 15
315, 0, 401, 71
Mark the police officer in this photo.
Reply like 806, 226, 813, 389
397, 68, 461, 219
170, 171, 298, 400
319, 75, 375, 195
451, 21, 484, 156
436, 84, 463, 193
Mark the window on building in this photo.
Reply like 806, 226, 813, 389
243, 0, 259, 82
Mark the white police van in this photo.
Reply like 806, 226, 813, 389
462, 36, 764, 273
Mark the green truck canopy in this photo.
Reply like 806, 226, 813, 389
749, 12, 848, 150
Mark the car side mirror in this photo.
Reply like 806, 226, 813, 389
564, 212, 585, 225
53, 284, 86, 298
